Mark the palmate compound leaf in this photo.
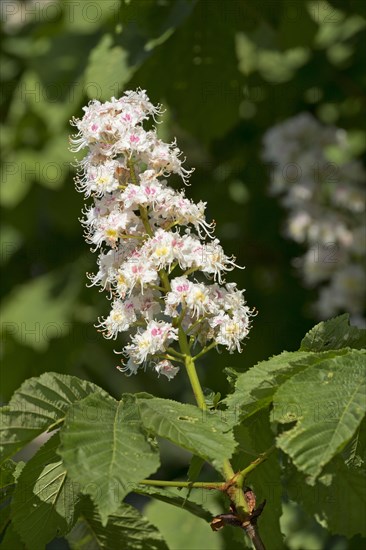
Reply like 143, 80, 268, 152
0, 372, 104, 463
67, 497, 169, 550
58, 393, 160, 525
300, 314, 366, 352
223, 349, 348, 421
273, 350, 366, 481
135, 396, 237, 474
11, 432, 79, 550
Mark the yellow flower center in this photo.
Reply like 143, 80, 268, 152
155, 246, 169, 257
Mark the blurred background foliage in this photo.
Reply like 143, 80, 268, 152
0, 1, 365, 548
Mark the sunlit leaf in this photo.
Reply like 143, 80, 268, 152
136, 396, 236, 473
11, 433, 79, 549
59, 393, 160, 524
273, 350, 366, 480
0, 373, 103, 462
67, 498, 168, 550
300, 314, 366, 351
144, 499, 221, 550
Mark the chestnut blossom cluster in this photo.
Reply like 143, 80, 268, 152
263, 113, 366, 325
71, 90, 253, 378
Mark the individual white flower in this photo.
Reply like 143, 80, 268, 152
87, 210, 138, 249
117, 258, 159, 296
155, 360, 180, 380
185, 283, 211, 318
201, 239, 240, 282
209, 313, 250, 353
132, 290, 162, 321
164, 276, 193, 317
146, 229, 178, 269
96, 298, 137, 339
76, 158, 124, 197
87, 247, 130, 291
125, 321, 178, 365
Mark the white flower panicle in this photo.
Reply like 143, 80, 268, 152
263, 113, 366, 325
71, 89, 254, 378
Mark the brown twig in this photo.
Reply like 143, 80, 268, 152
210, 488, 267, 549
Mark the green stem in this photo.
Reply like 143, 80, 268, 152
173, 307, 187, 328
139, 205, 153, 237
120, 233, 145, 240
166, 347, 185, 359
158, 268, 171, 292
139, 479, 224, 490
178, 326, 207, 410
192, 341, 217, 361
186, 316, 205, 334
156, 354, 185, 364
236, 445, 276, 487
182, 266, 200, 277
127, 158, 138, 184
177, 328, 250, 517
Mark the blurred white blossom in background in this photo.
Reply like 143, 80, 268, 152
262, 113, 366, 326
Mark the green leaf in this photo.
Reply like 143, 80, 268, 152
188, 455, 206, 483
85, 34, 134, 101
224, 350, 345, 420
224, 351, 308, 416
0, 459, 16, 490
144, 499, 221, 550
280, 500, 327, 550
0, 270, 81, 350
0, 459, 24, 536
0, 225, 22, 265
0, 372, 103, 462
134, 485, 212, 522
0, 522, 25, 550
224, 367, 239, 388
132, 1, 242, 140
286, 457, 366, 538
0, 150, 34, 208
300, 314, 366, 351
231, 411, 283, 550
11, 433, 79, 550
67, 498, 169, 550
203, 388, 221, 409
136, 396, 236, 473
0, 460, 15, 534
59, 393, 160, 524
278, 0, 317, 48
342, 417, 366, 469
273, 350, 366, 480
63, 0, 120, 33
